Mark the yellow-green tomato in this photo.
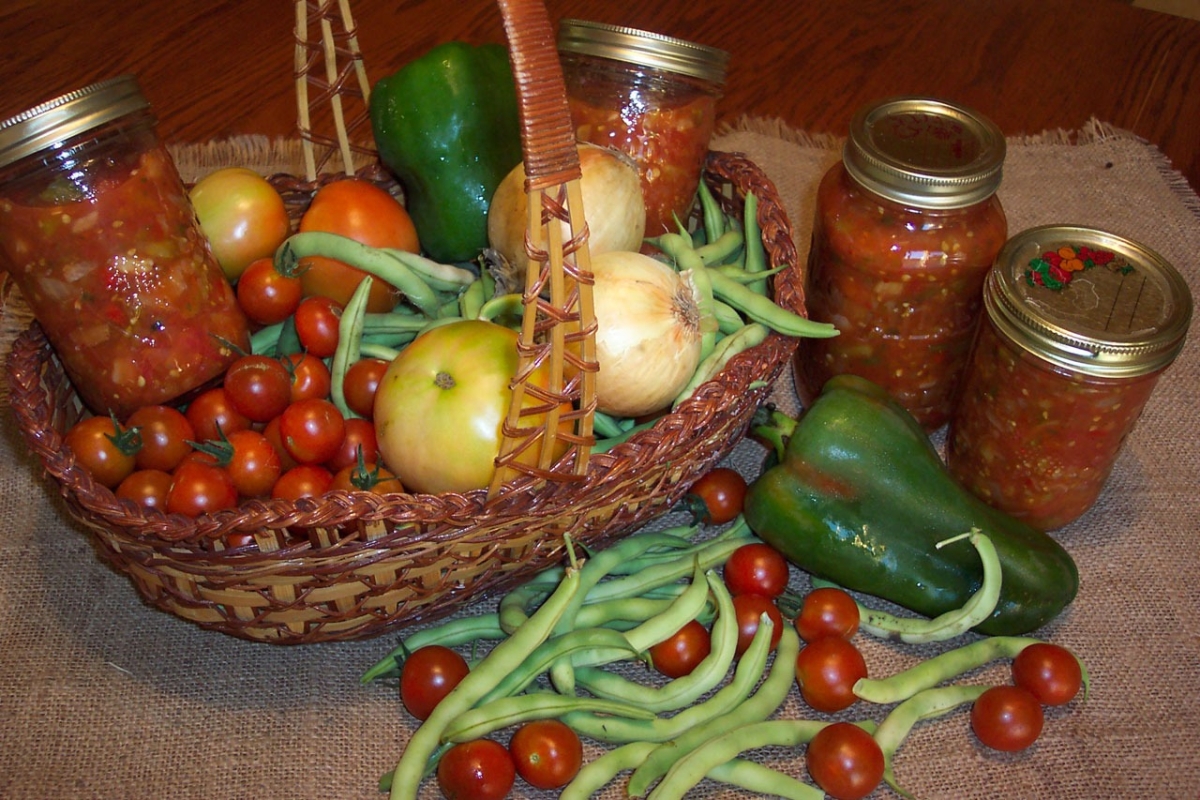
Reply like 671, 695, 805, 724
189, 167, 291, 281
373, 320, 572, 494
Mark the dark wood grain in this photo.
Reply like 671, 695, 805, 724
3, 0, 1199, 191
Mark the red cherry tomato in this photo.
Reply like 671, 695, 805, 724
732, 593, 784, 658
126, 404, 195, 472
64, 414, 140, 489
270, 464, 334, 501
805, 721, 885, 800
222, 354, 293, 423
648, 620, 712, 679
723, 542, 790, 598
166, 460, 239, 516
399, 645, 470, 721
971, 685, 1045, 752
278, 398, 345, 465
342, 357, 389, 419
186, 387, 251, 442
795, 636, 868, 713
293, 295, 342, 358
795, 587, 861, 643
236, 256, 304, 325
324, 417, 378, 473
329, 462, 405, 494
282, 352, 333, 404
509, 719, 583, 790
684, 467, 747, 524
115, 469, 173, 510
261, 416, 299, 473
1012, 642, 1084, 706
436, 739, 515, 800
222, 429, 283, 498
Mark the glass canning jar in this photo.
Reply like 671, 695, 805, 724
946, 225, 1192, 531
557, 19, 728, 237
0, 75, 249, 419
794, 97, 1008, 430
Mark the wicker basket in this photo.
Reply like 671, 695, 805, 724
4, 0, 807, 644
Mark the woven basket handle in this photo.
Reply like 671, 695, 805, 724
489, 0, 598, 496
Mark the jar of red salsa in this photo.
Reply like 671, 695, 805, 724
795, 97, 1008, 430
557, 19, 728, 236
946, 225, 1192, 531
0, 76, 249, 419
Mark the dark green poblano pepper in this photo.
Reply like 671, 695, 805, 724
369, 41, 522, 263
744, 374, 1078, 636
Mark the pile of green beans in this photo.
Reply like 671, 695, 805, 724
367, 516, 1090, 799
646, 181, 839, 409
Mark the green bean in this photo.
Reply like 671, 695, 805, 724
560, 741, 658, 800
741, 191, 769, 295
873, 684, 991, 800
561, 612, 775, 744
593, 418, 657, 453
387, 564, 581, 799
706, 758, 822, 800
276, 231, 443, 318
476, 292, 524, 325
693, 228, 744, 265
592, 410, 629, 438
649, 718, 829, 800
697, 177, 726, 243
329, 276, 372, 419
575, 571, 737, 714
621, 560, 710, 653
381, 248, 477, 293
712, 262, 786, 285
476, 626, 638, 706
458, 276, 489, 320
250, 321, 284, 356
584, 520, 755, 606
853, 635, 1046, 704
441, 693, 654, 743
360, 614, 508, 684
711, 299, 747, 335
674, 322, 769, 408
824, 529, 1004, 644
708, 268, 838, 339
627, 624, 800, 796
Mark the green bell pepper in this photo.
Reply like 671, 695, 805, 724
743, 374, 1079, 636
369, 41, 522, 263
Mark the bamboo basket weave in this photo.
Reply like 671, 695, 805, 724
5, 0, 808, 644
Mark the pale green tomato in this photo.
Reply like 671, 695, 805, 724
190, 167, 290, 281
373, 320, 571, 494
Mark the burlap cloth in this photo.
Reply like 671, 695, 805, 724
1, 119, 1196, 800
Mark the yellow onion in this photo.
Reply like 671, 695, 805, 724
488, 143, 646, 276
590, 250, 704, 418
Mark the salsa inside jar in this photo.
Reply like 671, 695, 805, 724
795, 162, 1008, 429
946, 316, 1161, 531
0, 140, 249, 418
563, 56, 719, 237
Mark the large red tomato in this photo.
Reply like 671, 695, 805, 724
297, 178, 419, 313
373, 320, 572, 494
189, 167, 290, 281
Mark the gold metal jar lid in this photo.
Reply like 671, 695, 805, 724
0, 75, 149, 169
844, 96, 1005, 209
557, 19, 729, 86
985, 224, 1193, 378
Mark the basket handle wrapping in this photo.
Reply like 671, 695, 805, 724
489, 0, 598, 496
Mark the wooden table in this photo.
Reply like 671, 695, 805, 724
3, 0, 1200, 192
